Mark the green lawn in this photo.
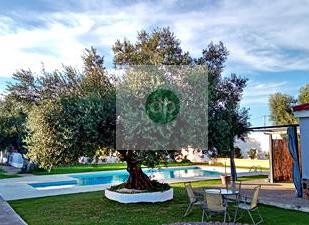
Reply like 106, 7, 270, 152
0, 168, 20, 179
9, 176, 308, 225
32, 162, 193, 175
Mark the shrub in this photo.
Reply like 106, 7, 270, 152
180, 156, 192, 164
248, 148, 257, 160
234, 147, 242, 159
264, 152, 270, 160
110, 180, 170, 193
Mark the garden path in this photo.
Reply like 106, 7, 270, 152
0, 196, 27, 225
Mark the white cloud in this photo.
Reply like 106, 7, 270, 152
0, 0, 309, 77
241, 80, 298, 105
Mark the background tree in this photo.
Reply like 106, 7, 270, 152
7, 47, 115, 170
0, 98, 27, 151
269, 93, 297, 125
269, 83, 309, 125
26, 94, 115, 170
299, 84, 309, 104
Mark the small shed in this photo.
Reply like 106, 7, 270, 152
249, 125, 300, 184
293, 103, 309, 199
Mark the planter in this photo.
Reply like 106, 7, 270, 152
105, 188, 173, 203
220, 175, 231, 186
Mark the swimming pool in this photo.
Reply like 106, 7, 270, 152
29, 166, 221, 190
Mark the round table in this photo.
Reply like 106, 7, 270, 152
205, 188, 239, 195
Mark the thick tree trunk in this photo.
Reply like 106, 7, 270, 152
120, 151, 154, 190
125, 159, 153, 190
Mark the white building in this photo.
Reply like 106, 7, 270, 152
293, 103, 309, 199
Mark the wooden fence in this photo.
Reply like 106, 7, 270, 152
272, 139, 294, 182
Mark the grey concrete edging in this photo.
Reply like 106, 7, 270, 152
0, 196, 27, 225
259, 199, 309, 213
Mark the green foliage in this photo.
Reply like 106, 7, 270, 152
26, 94, 115, 170
113, 28, 191, 65
269, 93, 298, 125
180, 156, 192, 164
248, 148, 257, 160
114, 28, 249, 167
269, 84, 309, 125
110, 180, 170, 193
234, 147, 242, 159
7, 69, 41, 105
117, 66, 208, 153
0, 99, 27, 150
22, 48, 115, 170
207, 74, 249, 156
299, 84, 309, 104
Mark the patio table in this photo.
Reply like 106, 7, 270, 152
204, 188, 240, 204
204, 188, 239, 196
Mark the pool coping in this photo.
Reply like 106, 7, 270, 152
0, 166, 267, 201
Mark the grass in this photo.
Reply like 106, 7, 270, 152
9, 175, 309, 225
32, 162, 193, 175
0, 168, 20, 179
195, 162, 270, 171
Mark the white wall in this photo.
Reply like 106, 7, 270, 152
234, 132, 271, 158
300, 117, 309, 179
179, 147, 208, 162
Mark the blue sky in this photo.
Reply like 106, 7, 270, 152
0, 0, 308, 126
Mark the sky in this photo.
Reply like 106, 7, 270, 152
0, 0, 308, 126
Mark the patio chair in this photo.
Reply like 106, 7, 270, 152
233, 185, 263, 225
202, 189, 228, 222
183, 182, 203, 217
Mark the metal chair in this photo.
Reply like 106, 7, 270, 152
234, 185, 264, 225
202, 189, 228, 222
183, 182, 203, 217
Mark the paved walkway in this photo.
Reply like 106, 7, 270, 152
0, 165, 21, 175
196, 179, 309, 213
0, 196, 27, 225
0, 165, 33, 177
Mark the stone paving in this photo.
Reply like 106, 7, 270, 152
196, 179, 309, 213
0, 196, 27, 225
0, 165, 33, 177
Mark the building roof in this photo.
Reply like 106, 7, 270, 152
248, 124, 299, 133
293, 103, 309, 112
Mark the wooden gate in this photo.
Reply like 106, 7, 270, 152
272, 139, 293, 182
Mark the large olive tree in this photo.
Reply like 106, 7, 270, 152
113, 28, 249, 187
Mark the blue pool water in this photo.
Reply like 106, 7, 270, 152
29, 166, 220, 189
